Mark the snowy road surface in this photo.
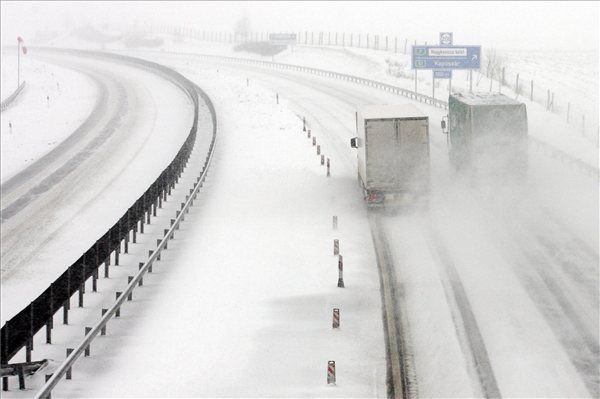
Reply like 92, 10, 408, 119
131, 51, 596, 397
1, 46, 597, 398
1, 50, 194, 325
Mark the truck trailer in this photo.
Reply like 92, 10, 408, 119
351, 104, 430, 208
444, 92, 528, 176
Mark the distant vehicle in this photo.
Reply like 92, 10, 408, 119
351, 104, 430, 208
442, 92, 528, 176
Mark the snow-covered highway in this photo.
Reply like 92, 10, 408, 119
1, 43, 597, 398
1, 50, 195, 324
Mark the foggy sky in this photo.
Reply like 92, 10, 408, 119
1, 1, 598, 52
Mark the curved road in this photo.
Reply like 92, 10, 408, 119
148, 51, 598, 397
1, 50, 194, 323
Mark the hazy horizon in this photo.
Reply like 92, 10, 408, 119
1, 1, 598, 52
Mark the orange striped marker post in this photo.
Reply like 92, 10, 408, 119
308, 129, 311, 138
333, 239, 339, 255
312, 137, 317, 146
332, 308, 340, 328
338, 255, 345, 288
321, 154, 325, 165
327, 360, 336, 384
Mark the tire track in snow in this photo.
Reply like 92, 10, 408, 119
425, 223, 502, 399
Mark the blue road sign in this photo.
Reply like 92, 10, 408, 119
412, 45, 481, 69
433, 70, 452, 79
439, 32, 453, 46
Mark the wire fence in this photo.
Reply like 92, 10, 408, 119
130, 24, 597, 143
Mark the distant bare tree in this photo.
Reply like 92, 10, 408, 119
234, 10, 252, 41
485, 48, 506, 91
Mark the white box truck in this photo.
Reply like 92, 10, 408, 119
351, 104, 430, 208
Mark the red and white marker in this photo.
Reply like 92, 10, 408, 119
327, 360, 336, 384
333, 239, 339, 255
332, 308, 340, 328
338, 255, 345, 288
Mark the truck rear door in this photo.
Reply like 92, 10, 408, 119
398, 118, 429, 191
366, 119, 397, 191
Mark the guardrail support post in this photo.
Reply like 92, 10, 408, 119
46, 320, 52, 344
26, 338, 32, 363
66, 348, 74, 379
139, 263, 144, 286
44, 374, 52, 398
115, 292, 122, 317
115, 250, 119, 266
84, 327, 91, 356
101, 310, 108, 335
127, 277, 134, 300
92, 268, 98, 292
78, 284, 84, 308
18, 365, 25, 389
63, 300, 69, 325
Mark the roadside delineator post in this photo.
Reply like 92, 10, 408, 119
327, 360, 336, 384
338, 255, 345, 288
332, 216, 338, 230
332, 308, 340, 328
321, 154, 325, 165
317, 145, 321, 155
303, 116, 306, 131
307, 129, 311, 138
312, 136, 316, 146
327, 158, 331, 177
333, 239, 339, 255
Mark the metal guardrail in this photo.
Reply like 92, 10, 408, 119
35, 87, 216, 397
1, 81, 26, 112
189, 53, 449, 110
0, 48, 210, 372
193, 52, 598, 177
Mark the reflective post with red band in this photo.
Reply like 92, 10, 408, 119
327, 360, 336, 384
332, 308, 340, 328
338, 255, 345, 288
